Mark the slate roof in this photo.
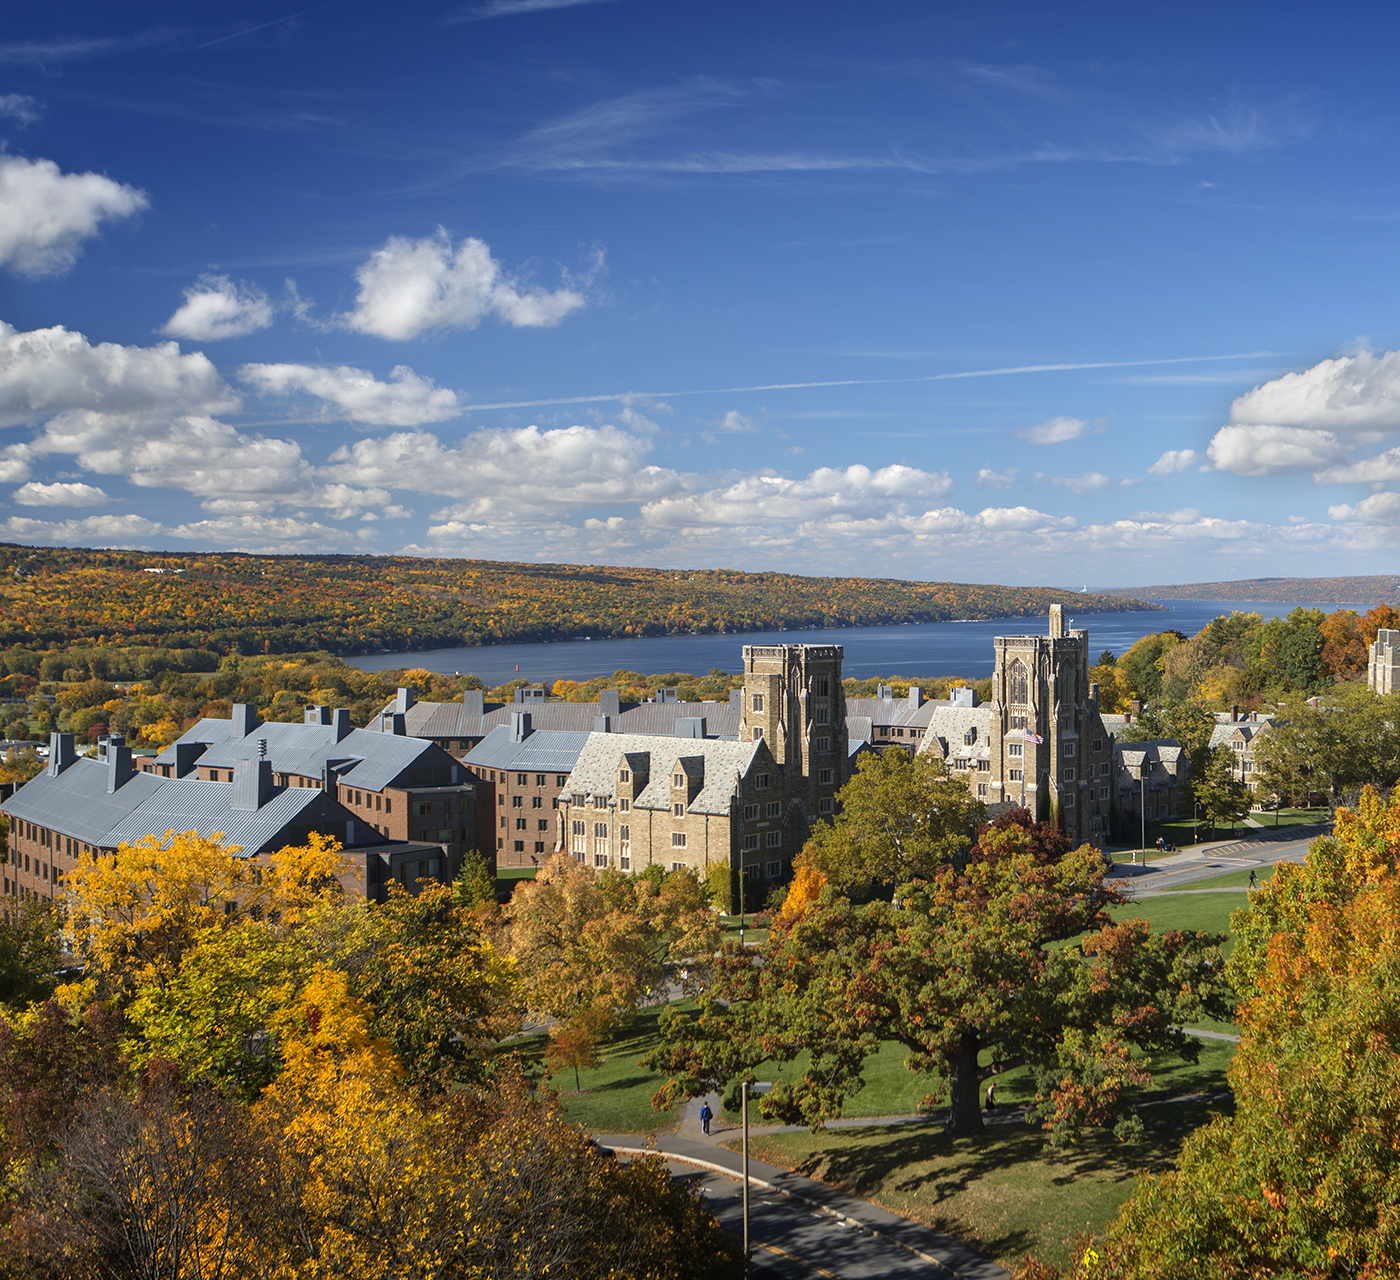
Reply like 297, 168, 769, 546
156, 717, 439, 791
383, 696, 740, 742
917, 704, 995, 762
464, 727, 593, 774
2, 757, 328, 852
1208, 719, 1272, 750
562, 733, 762, 816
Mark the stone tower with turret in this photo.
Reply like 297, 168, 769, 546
988, 605, 1110, 846
1370, 628, 1400, 695
740, 643, 849, 839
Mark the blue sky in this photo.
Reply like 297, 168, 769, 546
3, 0, 1400, 587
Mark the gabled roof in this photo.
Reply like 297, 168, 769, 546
380, 696, 741, 742
917, 705, 995, 760
2, 758, 329, 853
563, 733, 763, 816
463, 726, 593, 774
156, 717, 441, 790
846, 696, 939, 730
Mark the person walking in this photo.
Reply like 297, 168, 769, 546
698, 1102, 713, 1136
984, 1082, 997, 1113
1248, 869, 1257, 890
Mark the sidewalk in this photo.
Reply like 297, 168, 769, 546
597, 1125, 1010, 1280
1105, 821, 1329, 885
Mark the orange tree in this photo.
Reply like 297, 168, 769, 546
650, 811, 1230, 1138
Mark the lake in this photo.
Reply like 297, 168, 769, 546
346, 599, 1362, 686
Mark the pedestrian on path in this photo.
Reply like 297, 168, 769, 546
699, 1102, 713, 1136
1249, 869, 1257, 889
984, 1082, 997, 1113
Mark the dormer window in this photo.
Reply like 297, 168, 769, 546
619, 769, 630, 781
752, 727, 764, 741
674, 773, 685, 786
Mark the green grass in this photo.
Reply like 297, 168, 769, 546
1161, 864, 1278, 893
514, 1005, 683, 1136
730, 1091, 1230, 1271
496, 866, 538, 884
1110, 892, 1242, 945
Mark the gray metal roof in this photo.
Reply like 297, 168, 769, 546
382, 696, 741, 742
1, 757, 327, 852
846, 696, 938, 729
563, 733, 762, 816
157, 717, 441, 791
464, 726, 593, 774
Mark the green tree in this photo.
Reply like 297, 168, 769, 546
1192, 746, 1252, 835
1117, 631, 1183, 703
800, 748, 985, 899
651, 822, 1230, 1138
0, 898, 62, 1008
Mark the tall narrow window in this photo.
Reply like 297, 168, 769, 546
1008, 658, 1029, 705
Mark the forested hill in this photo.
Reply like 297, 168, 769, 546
0, 543, 1155, 657
1106, 575, 1400, 604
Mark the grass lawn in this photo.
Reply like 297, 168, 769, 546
1161, 864, 1278, 893
1110, 891, 1242, 945
1252, 807, 1330, 828
731, 1092, 1229, 1272
513, 1005, 684, 1136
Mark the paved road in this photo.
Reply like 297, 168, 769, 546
1109, 827, 1323, 897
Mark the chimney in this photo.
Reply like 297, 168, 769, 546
593, 714, 613, 733
877, 684, 893, 700
1088, 682, 1100, 706
332, 708, 352, 741
729, 688, 743, 709
393, 686, 416, 714
676, 717, 706, 738
1230, 704, 1241, 724
231, 757, 274, 811
304, 705, 332, 726
598, 689, 621, 717
1049, 604, 1066, 638
951, 686, 977, 708
45, 732, 77, 777
173, 741, 205, 778
231, 703, 260, 736
385, 712, 407, 736
657, 688, 677, 704
907, 686, 923, 707
105, 733, 134, 794
511, 711, 533, 742
462, 689, 484, 716
1130, 697, 1144, 716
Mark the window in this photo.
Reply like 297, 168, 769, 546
671, 832, 687, 848
977, 783, 988, 796
814, 677, 830, 696
620, 856, 631, 870
766, 801, 781, 818
515, 818, 526, 831
978, 760, 990, 772
594, 822, 608, 838
499, 816, 506, 829
1010, 714, 1026, 731
815, 736, 830, 753
516, 773, 527, 786
594, 854, 609, 868
671, 862, 685, 872
498, 794, 507, 807
1092, 739, 1104, 752
814, 704, 830, 725
765, 830, 781, 848
619, 825, 630, 842
571, 820, 586, 836
619, 798, 630, 812
743, 803, 758, 820
594, 795, 608, 809
534, 841, 545, 853
742, 834, 759, 851
817, 768, 833, 785
1008, 742, 1023, 757
514, 840, 524, 852
511, 795, 522, 808
751, 693, 764, 712
1009, 658, 1029, 705
1063, 792, 1075, 807
536, 774, 546, 786
674, 773, 685, 786
531, 795, 542, 808
1064, 768, 1076, 781
619, 767, 631, 782
818, 797, 834, 814
673, 802, 686, 816
755, 773, 770, 789
538, 820, 548, 831
1063, 742, 1077, 758
752, 727, 764, 741
1008, 767, 1023, 782
1099, 787, 1110, 802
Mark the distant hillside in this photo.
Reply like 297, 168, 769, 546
1107, 575, 1400, 604
0, 543, 1157, 658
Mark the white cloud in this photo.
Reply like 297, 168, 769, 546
241, 361, 461, 426
1039, 470, 1111, 493
0, 444, 31, 482
162, 275, 274, 341
2, 513, 162, 546
449, 0, 615, 18
976, 467, 1016, 488
716, 410, 756, 433
1229, 350, 1400, 433
13, 480, 108, 507
1206, 423, 1346, 476
341, 228, 586, 340
1328, 491, 1400, 525
1018, 415, 1087, 445
1314, 446, 1400, 486
0, 154, 146, 277
0, 94, 39, 125
166, 513, 371, 552
975, 504, 1073, 531
0, 321, 237, 429
1147, 448, 1197, 475
640, 464, 953, 528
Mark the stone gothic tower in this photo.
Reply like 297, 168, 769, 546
988, 605, 1109, 846
1370, 628, 1400, 695
740, 643, 849, 831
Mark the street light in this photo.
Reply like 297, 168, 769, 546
1136, 758, 1148, 864
740, 1079, 772, 1278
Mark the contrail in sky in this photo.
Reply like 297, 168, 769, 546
457, 351, 1276, 413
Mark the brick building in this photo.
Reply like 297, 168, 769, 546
3, 732, 448, 903
143, 703, 475, 867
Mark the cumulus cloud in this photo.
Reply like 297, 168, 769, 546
1328, 491, 1400, 525
1206, 423, 1346, 476
2, 513, 162, 546
13, 480, 108, 507
976, 467, 1016, 488
241, 361, 461, 427
640, 464, 953, 528
162, 275, 274, 341
1230, 350, 1400, 433
1314, 446, 1400, 486
1018, 415, 1087, 445
1147, 448, 1197, 475
341, 228, 587, 340
0, 155, 146, 276
716, 410, 756, 433
0, 321, 237, 429
0, 94, 39, 125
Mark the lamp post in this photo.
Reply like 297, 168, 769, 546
1137, 759, 1148, 863
740, 1079, 771, 1278
737, 860, 745, 947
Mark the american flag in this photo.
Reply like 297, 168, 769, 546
1010, 728, 1044, 744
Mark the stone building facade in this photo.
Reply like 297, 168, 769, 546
1370, 628, 1400, 695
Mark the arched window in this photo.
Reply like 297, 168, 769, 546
1008, 658, 1029, 706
